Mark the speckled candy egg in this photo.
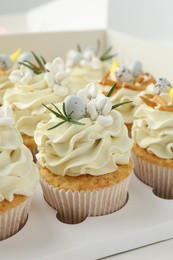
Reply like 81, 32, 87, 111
155, 78, 172, 94
64, 95, 86, 120
115, 66, 134, 83
0, 54, 13, 71
128, 60, 143, 77
17, 51, 35, 64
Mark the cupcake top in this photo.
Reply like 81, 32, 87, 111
4, 54, 72, 137
100, 60, 156, 125
101, 60, 156, 91
35, 82, 133, 177
132, 78, 173, 159
65, 41, 115, 87
0, 105, 40, 202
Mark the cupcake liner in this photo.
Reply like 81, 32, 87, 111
0, 196, 32, 241
40, 175, 131, 224
132, 150, 173, 199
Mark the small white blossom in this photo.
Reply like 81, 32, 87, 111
77, 82, 99, 106
87, 94, 113, 126
44, 57, 70, 97
66, 50, 82, 67
79, 49, 102, 69
9, 65, 33, 85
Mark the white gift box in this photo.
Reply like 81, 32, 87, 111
1, 6, 173, 258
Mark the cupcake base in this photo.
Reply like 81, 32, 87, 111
132, 144, 173, 199
0, 195, 32, 241
39, 161, 133, 224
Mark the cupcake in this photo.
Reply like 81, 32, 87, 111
0, 105, 39, 240
34, 82, 133, 224
100, 60, 156, 135
66, 40, 115, 88
132, 78, 173, 199
4, 53, 72, 160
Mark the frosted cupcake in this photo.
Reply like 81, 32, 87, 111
0, 105, 39, 240
100, 60, 156, 135
132, 78, 173, 199
35, 82, 133, 224
66, 41, 115, 88
4, 53, 72, 159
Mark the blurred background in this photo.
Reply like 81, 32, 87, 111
0, 0, 173, 47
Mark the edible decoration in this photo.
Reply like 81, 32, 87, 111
9, 64, 33, 84
0, 54, 13, 71
100, 60, 156, 92
140, 78, 173, 112
18, 51, 46, 74
66, 40, 116, 68
128, 60, 143, 77
43, 82, 132, 128
154, 77, 172, 94
44, 57, 70, 96
10, 48, 22, 62
17, 51, 35, 65
109, 58, 119, 74
115, 66, 134, 83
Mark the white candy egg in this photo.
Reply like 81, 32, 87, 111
128, 60, 143, 77
64, 95, 86, 120
0, 54, 13, 71
115, 66, 134, 83
17, 51, 35, 64
155, 78, 172, 94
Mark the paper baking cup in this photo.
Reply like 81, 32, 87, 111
40, 175, 131, 224
132, 151, 173, 199
0, 196, 32, 241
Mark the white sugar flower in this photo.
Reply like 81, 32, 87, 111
44, 57, 71, 97
77, 82, 99, 106
66, 49, 82, 67
79, 48, 103, 70
87, 94, 113, 127
9, 65, 33, 85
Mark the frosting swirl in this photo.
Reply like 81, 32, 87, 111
35, 109, 133, 176
132, 94, 173, 159
0, 105, 39, 202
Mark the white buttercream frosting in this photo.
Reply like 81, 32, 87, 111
0, 74, 13, 105
35, 108, 133, 176
0, 105, 39, 202
132, 93, 173, 159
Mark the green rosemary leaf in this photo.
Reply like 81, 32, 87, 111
51, 103, 66, 119
42, 104, 65, 120
62, 102, 68, 117
31, 51, 45, 71
18, 62, 39, 74
47, 120, 67, 130
69, 119, 85, 125
67, 110, 74, 118
100, 46, 112, 60
112, 101, 132, 110
41, 56, 46, 65
22, 60, 42, 73
107, 83, 117, 97
100, 54, 116, 61
77, 44, 82, 52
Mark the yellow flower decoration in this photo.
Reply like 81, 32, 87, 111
10, 48, 22, 62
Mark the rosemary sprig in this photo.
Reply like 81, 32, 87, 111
106, 83, 117, 97
43, 103, 85, 130
107, 84, 132, 109
77, 44, 82, 52
19, 51, 47, 74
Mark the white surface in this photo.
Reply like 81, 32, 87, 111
0, 173, 173, 259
